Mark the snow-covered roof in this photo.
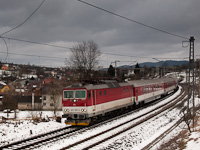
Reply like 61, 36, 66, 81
0, 81, 6, 86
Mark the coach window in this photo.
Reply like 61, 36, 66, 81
141, 87, 143, 94
99, 91, 102, 96
127, 87, 129, 92
124, 88, 125, 93
142, 87, 144, 94
88, 91, 91, 99
104, 90, 106, 95
91, 91, 94, 98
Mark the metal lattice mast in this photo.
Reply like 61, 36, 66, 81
187, 36, 195, 127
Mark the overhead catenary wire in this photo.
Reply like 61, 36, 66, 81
2, 36, 71, 49
0, 51, 66, 60
0, 0, 46, 36
1, 36, 187, 61
0, 37, 9, 62
77, 0, 189, 40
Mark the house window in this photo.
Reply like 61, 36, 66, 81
43, 96, 46, 100
50, 103, 54, 106
43, 103, 46, 106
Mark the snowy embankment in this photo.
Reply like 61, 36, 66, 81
0, 111, 66, 146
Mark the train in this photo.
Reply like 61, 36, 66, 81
62, 77, 178, 126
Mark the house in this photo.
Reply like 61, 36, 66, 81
0, 85, 11, 93
41, 80, 62, 110
42, 92, 62, 110
17, 95, 42, 110
1, 64, 9, 70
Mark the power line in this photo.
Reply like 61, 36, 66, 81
102, 52, 187, 60
103, 52, 151, 59
77, 0, 189, 40
0, 51, 66, 60
0, 37, 8, 62
2, 36, 187, 60
2, 36, 71, 49
0, 0, 46, 36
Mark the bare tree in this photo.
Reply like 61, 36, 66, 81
2, 87, 18, 119
69, 41, 101, 81
48, 81, 62, 117
179, 107, 192, 133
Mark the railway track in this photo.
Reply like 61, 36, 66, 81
141, 84, 189, 150
58, 84, 187, 150
0, 85, 186, 150
0, 126, 84, 150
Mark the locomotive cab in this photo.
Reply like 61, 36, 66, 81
62, 88, 90, 126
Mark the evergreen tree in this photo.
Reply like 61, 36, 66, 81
134, 63, 140, 75
107, 65, 115, 77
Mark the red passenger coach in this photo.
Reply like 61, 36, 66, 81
62, 77, 178, 126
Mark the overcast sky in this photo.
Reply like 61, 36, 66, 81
0, 0, 200, 68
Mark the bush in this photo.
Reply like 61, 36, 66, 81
56, 116, 61, 123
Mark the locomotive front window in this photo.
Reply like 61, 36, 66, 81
75, 90, 86, 99
63, 90, 74, 99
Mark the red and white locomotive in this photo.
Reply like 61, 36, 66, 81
62, 77, 178, 126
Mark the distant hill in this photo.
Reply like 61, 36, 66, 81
118, 60, 188, 69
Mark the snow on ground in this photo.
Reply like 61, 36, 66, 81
150, 96, 200, 150
0, 111, 66, 146
185, 132, 200, 150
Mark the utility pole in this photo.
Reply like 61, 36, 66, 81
32, 92, 35, 110
111, 60, 120, 79
153, 58, 165, 77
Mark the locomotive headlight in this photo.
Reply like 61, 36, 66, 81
73, 99, 77, 102
81, 109, 87, 112
65, 109, 69, 112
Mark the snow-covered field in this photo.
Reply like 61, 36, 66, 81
1, 82, 200, 149
0, 111, 66, 146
